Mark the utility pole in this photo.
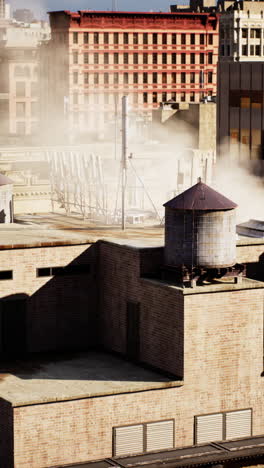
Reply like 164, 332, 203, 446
121, 95, 128, 230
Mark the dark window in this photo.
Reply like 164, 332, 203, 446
221, 44, 225, 56
250, 45, 254, 55
104, 53, 109, 64
162, 53, 167, 64
124, 53, 129, 64
191, 33, 195, 45
73, 51, 78, 64
208, 52, 213, 64
172, 53, 176, 64
84, 32, 89, 44
143, 53, 148, 64
114, 32, 119, 44
124, 73, 129, 84
227, 45, 230, 56
190, 53, 195, 64
242, 45, 247, 55
172, 33, 176, 45
143, 72, 148, 84
208, 34, 213, 45
181, 72, 186, 84
190, 92, 195, 102
94, 53, 99, 64
153, 72, 157, 84
181, 53, 186, 64
242, 28, 247, 38
104, 73, 109, 84
37, 265, 90, 278
84, 52, 88, 64
256, 45, 261, 56
162, 33, 167, 44
84, 72, 89, 84
153, 53, 158, 64
172, 72, 176, 84
208, 71, 213, 83
200, 53, 204, 64
133, 53, 138, 64
114, 53, 119, 64
162, 92, 167, 102
162, 72, 167, 84
143, 92, 148, 103
190, 72, 195, 83
143, 33, 148, 44
181, 33, 186, 45
104, 32, 109, 44
114, 73, 119, 84
181, 92, 185, 102
124, 32, 129, 44
153, 92, 157, 103
200, 34, 205, 45
94, 32, 99, 44
133, 33, 138, 44
153, 33, 158, 44
73, 32, 78, 44
0, 271, 13, 280
133, 73, 138, 84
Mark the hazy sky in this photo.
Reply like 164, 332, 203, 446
10, 1, 172, 19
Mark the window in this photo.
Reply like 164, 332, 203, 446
242, 45, 247, 55
124, 53, 129, 64
153, 33, 158, 44
84, 53, 88, 64
162, 33, 167, 44
208, 34, 213, 45
114, 73, 118, 84
181, 72, 186, 84
208, 71, 213, 83
73, 71, 78, 84
221, 44, 225, 56
113, 420, 174, 457
124, 32, 129, 44
84, 73, 89, 84
208, 52, 213, 64
143, 73, 148, 84
190, 53, 195, 64
250, 45, 254, 56
94, 32, 99, 44
114, 53, 119, 64
162, 92, 167, 102
153, 53, 158, 64
94, 53, 99, 64
190, 72, 195, 83
104, 53, 109, 64
133, 53, 138, 64
37, 265, 90, 278
200, 53, 204, 64
114, 32, 119, 44
181, 92, 185, 102
256, 45, 261, 56
181, 53, 186, 64
172, 73, 176, 84
104, 73, 109, 85
143, 53, 148, 64
162, 53, 167, 64
200, 34, 205, 45
73, 31, 78, 44
124, 73, 129, 85
172, 33, 176, 45
190, 33, 195, 45
133, 73, 138, 84
73, 51, 78, 64
181, 33, 186, 45
162, 72, 167, 84
195, 409, 252, 445
143, 92, 148, 103
16, 102, 25, 117
190, 92, 195, 102
84, 32, 89, 44
153, 92, 157, 103
242, 28, 247, 38
153, 72, 157, 84
104, 32, 109, 44
133, 33, 138, 44
16, 82, 25, 97
251, 28, 261, 38
94, 73, 99, 85
171, 92, 176, 101
143, 33, 148, 44
172, 53, 176, 64
227, 45, 230, 56
0, 270, 13, 280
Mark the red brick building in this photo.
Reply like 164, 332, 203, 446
41, 10, 219, 139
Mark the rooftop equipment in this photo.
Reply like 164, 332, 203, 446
163, 179, 243, 285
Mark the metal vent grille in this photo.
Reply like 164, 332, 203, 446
146, 420, 174, 452
114, 425, 143, 457
225, 410, 252, 440
196, 413, 223, 444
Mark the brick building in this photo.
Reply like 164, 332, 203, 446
0, 182, 263, 467
40, 10, 219, 140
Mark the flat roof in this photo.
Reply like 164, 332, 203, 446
0, 351, 182, 407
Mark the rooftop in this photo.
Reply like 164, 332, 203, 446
0, 351, 182, 407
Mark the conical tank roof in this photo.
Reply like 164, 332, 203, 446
164, 181, 237, 211
0, 174, 13, 186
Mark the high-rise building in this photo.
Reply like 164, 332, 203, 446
13, 8, 35, 24
219, 0, 264, 61
0, 0, 5, 19
41, 10, 219, 141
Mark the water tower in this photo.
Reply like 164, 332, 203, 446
163, 180, 242, 285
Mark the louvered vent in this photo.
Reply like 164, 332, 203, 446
225, 409, 252, 440
114, 425, 143, 457
146, 420, 174, 452
196, 413, 223, 444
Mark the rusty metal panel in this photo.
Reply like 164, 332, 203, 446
146, 420, 174, 452
195, 413, 223, 444
225, 410, 252, 440
114, 425, 143, 457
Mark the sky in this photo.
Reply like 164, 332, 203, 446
9, 1, 173, 19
